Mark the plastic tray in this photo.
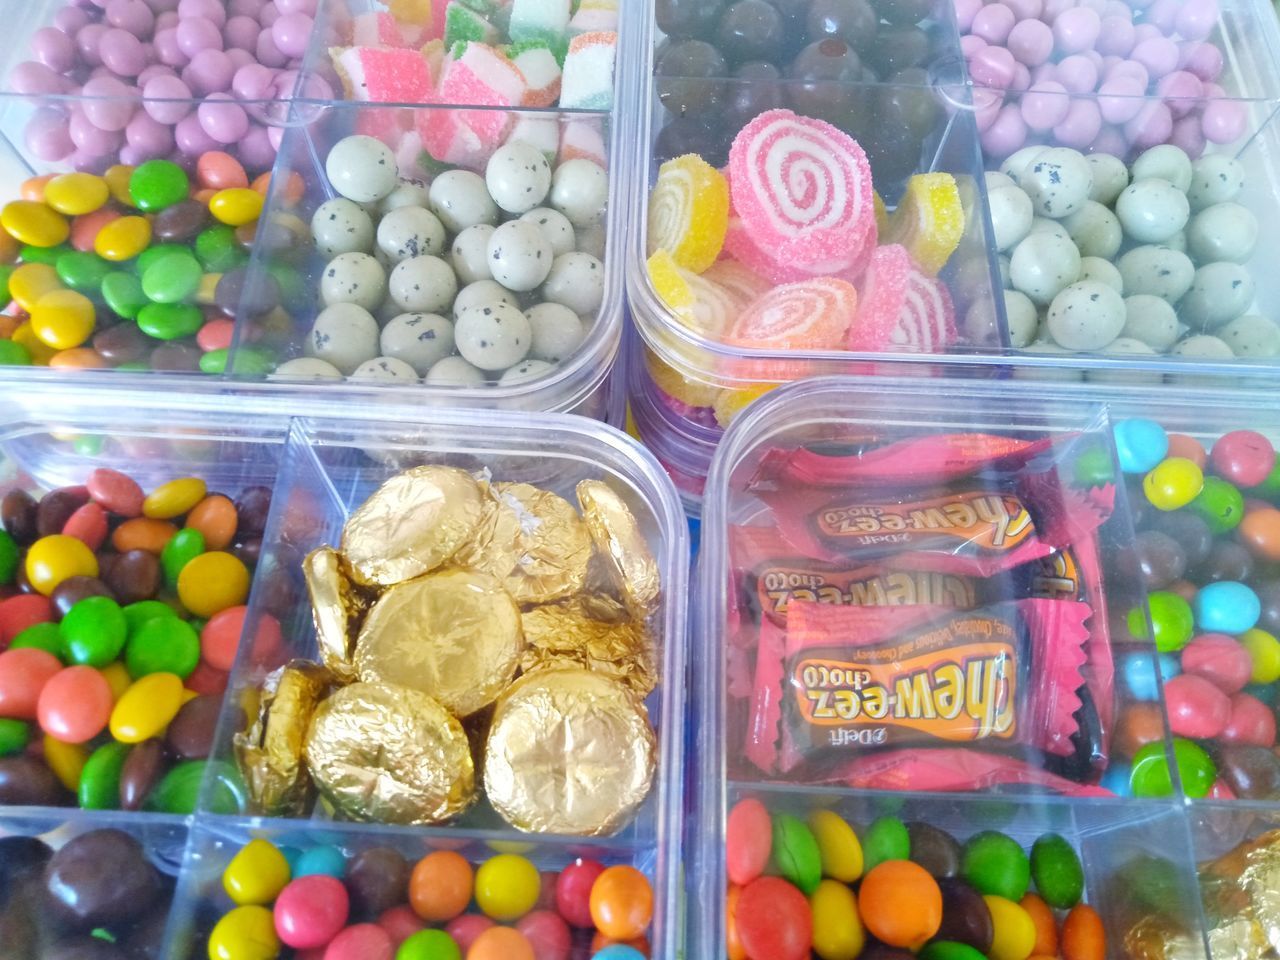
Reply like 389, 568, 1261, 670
0, 384, 689, 959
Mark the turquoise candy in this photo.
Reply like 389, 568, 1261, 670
1113, 419, 1169, 473
0, 340, 30, 366
294, 845, 347, 879
56, 251, 112, 293
771, 813, 821, 896
60, 596, 128, 667
1194, 581, 1261, 634
195, 225, 244, 272
1127, 591, 1194, 653
9, 621, 62, 657
79, 741, 130, 810
101, 272, 148, 320
0, 718, 29, 756
129, 160, 189, 212
0, 529, 17, 583
863, 816, 911, 871
161, 527, 205, 588
1189, 476, 1245, 533
1130, 738, 1215, 798
137, 302, 202, 341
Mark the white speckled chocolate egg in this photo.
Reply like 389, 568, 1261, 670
997, 254, 1011, 289
519, 207, 576, 257
485, 141, 553, 214
550, 158, 608, 227
999, 146, 1049, 187
1079, 256, 1123, 293
321, 253, 386, 311
1186, 202, 1257, 263
1047, 280, 1125, 351
1172, 334, 1235, 358
307, 302, 380, 374
1022, 147, 1093, 218
1131, 144, 1193, 192
487, 221, 553, 292
987, 185, 1033, 252
1180, 261, 1255, 328
542, 252, 605, 315
349, 356, 419, 382
453, 280, 519, 319
499, 358, 555, 384
984, 171, 1018, 192
312, 198, 374, 258
1009, 232, 1082, 305
376, 207, 447, 263
1219, 314, 1280, 357
526, 302, 586, 362
1117, 245, 1195, 302
1086, 153, 1129, 205
325, 135, 398, 204
1027, 217, 1070, 242
455, 300, 532, 371
1103, 336, 1158, 356
388, 255, 457, 314
271, 357, 344, 380
1003, 290, 1038, 347
1163, 231, 1188, 254
378, 180, 432, 214
429, 170, 499, 233
1121, 294, 1179, 350
451, 224, 496, 284
426, 355, 487, 386
1062, 201, 1122, 259
576, 222, 606, 259
1188, 155, 1244, 211
381, 312, 455, 375
1116, 178, 1190, 243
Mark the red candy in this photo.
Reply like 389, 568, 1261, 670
1210, 430, 1276, 488
1220, 692, 1277, 746
0, 647, 61, 719
0, 594, 55, 645
197, 318, 236, 352
184, 660, 229, 696
275, 875, 350, 950
377, 905, 425, 947
36, 665, 112, 742
63, 501, 109, 551
1164, 673, 1232, 740
1180, 634, 1253, 693
735, 876, 812, 960
554, 859, 605, 928
726, 798, 772, 886
516, 909, 572, 960
1166, 434, 1206, 468
323, 924, 394, 960
86, 467, 144, 517
445, 914, 495, 951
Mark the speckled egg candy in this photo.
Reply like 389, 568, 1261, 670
1010, 232, 1082, 305
487, 221, 552, 292
1188, 154, 1244, 211
549, 159, 608, 227
1131, 145, 1193, 192
308, 302, 379, 374
519, 207, 576, 258
325, 135, 398, 204
380, 312, 455, 375
485, 141, 553, 214
451, 224, 496, 285
349, 356, 419, 382
1047, 280, 1125, 351
1219, 315, 1280, 357
1116, 179, 1190, 243
311, 198, 375, 258
1172, 334, 1236, 358
1021, 148, 1093, 218
500, 358, 554, 383
429, 170, 499, 233
526, 303, 586, 363
1117, 246, 1195, 302
376, 206, 446, 263
987, 185, 1034, 252
272, 357, 344, 379
1180, 262, 1254, 328
1086, 153, 1129, 205
426, 355, 486, 385
542, 252, 605, 315
1079, 256, 1124, 293
379, 180, 433, 214
388, 255, 457, 314
1004, 290, 1039, 347
453, 279, 519, 319
1122, 295, 1180, 350
321, 252, 386, 311
1062, 201, 1122, 259
1186, 203, 1257, 263
454, 301, 532, 371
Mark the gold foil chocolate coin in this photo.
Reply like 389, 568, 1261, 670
302, 546, 367, 682
576, 480, 660, 617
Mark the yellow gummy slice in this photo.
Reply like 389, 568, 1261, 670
389, 0, 432, 24
647, 248, 694, 316
714, 383, 777, 428
885, 173, 964, 276
647, 154, 729, 273
644, 347, 719, 409
873, 190, 888, 235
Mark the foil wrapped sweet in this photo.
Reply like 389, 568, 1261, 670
1199, 828, 1280, 959
304, 681, 475, 825
577, 480, 660, 617
302, 546, 369, 682
520, 595, 657, 697
484, 666, 656, 835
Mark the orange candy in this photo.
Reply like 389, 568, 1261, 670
0, 647, 62, 720
590, 866, 654, 942
1240, 508, 1280, 562
467, 926, 534, 960
1115, 702, 1168, 757
111, 517, 178, 554
1019, 893, 1058, 957
1166, 433, 1207, 469
71, 208, 122, 253
591, 932, 652, 955
21, 175, 56, 202
197, 151, 250, 191
49, 348, 108, 370
856, 860, 942, 949
1061, 903, 1105, 960
410, 851, 473, 922
727, 886, 747, 960
186, 494, 238, 550
253, 170, 304, 206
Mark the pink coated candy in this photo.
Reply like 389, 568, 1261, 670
1010, 62, 1031, 91
25, 108, 75, 162
198, 94, 249, 143
186, 47, 234, 93
1132, 37, 1179, 78
1021, 80, 1071, 130
1158, 70, 1204, 117
1175, 0, 1218, 39
1221, 693, 1277, 746
238, 124, 278, 168
1056, 53, 1098, 92
1041, 0, 1076, 24
277, 0, 318, 13
10, 61, 68, 96
971, 45, 1017, 88
1054, 98, 1103, 146
77, 24, 109, 67
1090, 124, 1130, 156
225, 47, 255, 71
154, 27, 187, 67
271, 12, 314, 57
955, 0, 982, 29
1181, 634, 1253, 693
974, 87, 1004, 132
1053, 6, 1100, 53
1182, 40, 1223, 81
261, 2, 282, 27
81, 76, 137, 132
137, 63, 173, 85
225, 14, 260, 50
323, 925, 393, 960
275, 876, 350, 950
1099, 75, 1147, 123
1202, 99, 1247, 144
1165, 673, 1231, 739
1097, 15, 1136, 55
972, 4, 1016, 44
1169, 113, 1205, 158
1030, 61, 1057, 83
125, 110, 174, 159
54, 7, 93, 33
1107, 58, 1150, 88
142, 74, 193, 124
961, 34, 988, 58
1145, 0, 1179, 32
176, 16, 221, 56
100, 28, 149, 77
157, 10, 182, 29
517, 911, 572, 960
555, 859, 606, 928
107, 0, 156, 36
180, 0, 228, 27
377, 906, 425, 947
232, 62, 274, 98
174, 111, 219, 154
982, 102, 1029, 155
446, 915, 496, 951
1006, 0, 1045, 18
1127, 100, 1174, 148
1132, 22, 1163, 44
256, 29, 289, 68
1008, 19, 1054, 66
32, 28, 77, 73
229, 0, 265, 14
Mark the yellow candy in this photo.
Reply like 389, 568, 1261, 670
224, 839, 292, 906
196, 272, 221, 305
389, 0, 432, 22
95, 215, 152, 261
475, 854, 541, 921
43, 734, 88, 792
11, 322, 58, 365
209, 188, 264, 226
885, 172, 964, 276
100, 661, 132, 702
43, 173, 110, 216
811, 879, 865, 960
644, 347, 719, 408
1242, 628, 1280, 684
109, 672, 185, 743
647, 154, 729, 273
9, 262, 62, 312
208, 905, 281, 960
714, 384, 776, 428
486, 839, 536, 855
31, 289, 95, 350
177, 551, 250, 618
985, 895, 1037, 960
26, 534, 99, 596
647, 247, 695, 314
143, 476, 208, 519
104, 165, 136, 207
1, 200, 69, 248
808, 809, 863, 883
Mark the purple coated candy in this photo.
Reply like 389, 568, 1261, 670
156, 10, 180, 29
271, 12, 314, 57
231, 62, 273, 99
126, 109, 174, 159
1107, 58, 1149, 88
1131, 37, 1178, 78
1053, 6, 1100, 54
225, 15, 259, 50
1169, 113, 1206, 157
971, 4, 1015, 44
1030, 62, 1057, 83
1008, 19, 1053, 66
1011, 62, 1031, 90
1182, 41, 1223, 82
25, 108, 75, 162
150, 0, 183, 11
70, 107, 125, 154
229, 0, 264, 15
961, 34, 988, 57
1158, 70, 1203, 117
137, 63, 172, 85
260, 3, 282, 27
143, 74, 193, 123
186, 47, 234, 93
81, 76, 136, 131
73, 149, 114, 174
1175, 0, 1218, 41
1056, 53, 1098, 92
100, 28, 148, 77
31, 28, 77, 73
179, 0, 227, 27
1005, 0, 1044, 17
954, 0, 981, 27
1201, 99, 1246, 144
1054, 98, 1103, 146
971, 45, 1017, 88
1099, 75, 1146, 123
1041, 0, 1076, 25
975, 92, 1003, 133
981, 102, 1028, 155
154, 27, 187, 66
256, 29, 288, 68
106, 0, 156, 36
198, 93, 249, 143
1096, 16, 1135, 56
1090, 123, 1129, 155
238, 123, 277, 168
55, 6, 93, 33
176, 16, 221, 56
1131, 22, 1162, 44
226, 48, 255, 71
1021, 80, 1071, 130
276, 0, 318, 13
1125, 99, 1173, 148
1145, 0, 1179, 32
77, 23, 109, 67
9, 61, 68, 96
174, 111, 219, 154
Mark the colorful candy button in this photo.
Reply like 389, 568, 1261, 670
224, 838, 293, 906
43, 173, 109, 217
475, 854, 541, 921
209, 905, 281, 960
109, 671, 184, 743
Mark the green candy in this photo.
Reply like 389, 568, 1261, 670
56, 251, 112, 293
1127, 591, 1194, 653
145, 760, 205, 814
863, 816, 910, 871
1130, 738, 1215, 799
0, 718, 29, 756
1188, 476, 1244, 534
267, 263, 305, 305
0, 340, 31, 366
137, 302, 202, 341
20, 243, 70, 265
199, 348, 229, 375
195, 225, 244, 272
0, 529, 17, 583
1253, 461, 1280, 498
771, 813, 821, 895
1072, 447, 1115, 488
129, 160, 189, 212
116, 361, 150, 372
1030, 833, 1083, 909
961, 831, 1030, 901
136, 243, 190, 276
125, 616, 199, 679
161, 527, 205, 588
101, 272, 148, 320
919, 943, 988, 960
229, 347, 274, 377
73, 435, 104, 456
1109, 854, 1184, 915
0, 263, 13, 307
10, 622, 64, 658
396, 930, 463, 960
78, 741, 130, 810
60, 596, 128, 667
123, 600, 178, 636
142, 251, 202, 304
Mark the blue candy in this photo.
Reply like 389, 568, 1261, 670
593, 948, 647, 960
1194, 581, 1261, 635
1100, 762, 1132, 797
294, 844, 346, 879
1113, 419, 1170, 474
1122, 651, 1181, 701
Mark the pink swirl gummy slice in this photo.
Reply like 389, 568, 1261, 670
725, 277, 857, 351
420, 43, 524, 166
728, 109, 876, 272
847, 246, 956, 353
723, 215, 871, 286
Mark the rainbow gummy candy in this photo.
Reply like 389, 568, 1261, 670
559, 31, 617, 110
725, 277, 857, 351
847, 245, 957, 353
507, 41, 562, 107
885, 172, 964, 276
332, 46, 433, 103
647, 154, 729, 274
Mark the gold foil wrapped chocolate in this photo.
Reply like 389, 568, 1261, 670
341, 466, 484, 587
576, 480, 660, 617
303, 547, 369, 682
1123, 915, 1214, 960
304, 681, 475, 825
234, 661, 332, 816
484, 666, 656, 835
1198, 829, 1280, 958
520, 596, 657, 697
354, 568, 523, 717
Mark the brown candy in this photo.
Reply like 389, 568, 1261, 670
165, 694, 222, 760
234, 486, 272, 537
104, 550, 161, 605
42, 829, 159, 931
152, 200, 208, 242
0, 756, 67, 806
1, 489, 37, 544
119, 740, 165, 811
346, 847, 412, 919
51, 576, 114, 618
93, 323, 150, 364
37, 487, 89, 538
